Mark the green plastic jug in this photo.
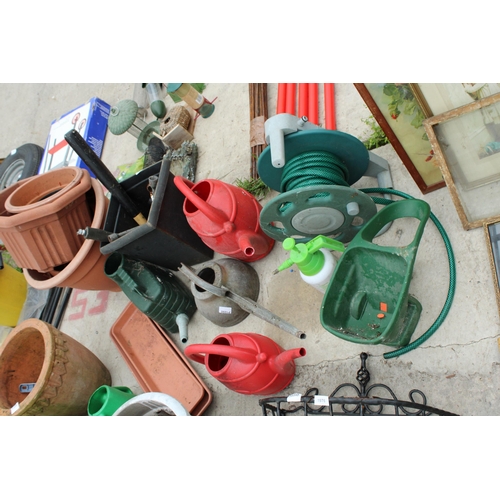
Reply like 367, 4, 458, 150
320, 199, 430, 347
104, 253, 196, 342
87, 385, 135, 416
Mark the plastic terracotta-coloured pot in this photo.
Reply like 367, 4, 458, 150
0, 318, 111, 416
0, 167, 92, 272
23, 178, 121, 292
5, 167, 90, 213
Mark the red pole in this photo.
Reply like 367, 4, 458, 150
308, 83, 318, 125
324, 83, 336, 130
298, 83, 309, 118
285, 83, 296, 115
277, 83, 287, 114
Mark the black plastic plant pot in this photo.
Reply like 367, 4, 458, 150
100, 161, 213, 270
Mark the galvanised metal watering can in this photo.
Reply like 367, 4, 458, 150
173, 176, 274, 262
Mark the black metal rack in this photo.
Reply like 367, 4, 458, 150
259, 353, 458, 416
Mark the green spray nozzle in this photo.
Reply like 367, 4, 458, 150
274, 235, 345, 275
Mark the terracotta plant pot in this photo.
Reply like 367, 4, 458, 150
23, 178, 121, 292
0, 318, 111, 416
0, 167, 92, 272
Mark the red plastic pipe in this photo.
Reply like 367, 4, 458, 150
308, 83, 318, 125
277, 83, 287, 114
285, 83, 296, 115
324, 83, 336, 130
298, 83, 309, 118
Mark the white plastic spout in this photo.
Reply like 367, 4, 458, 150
176, 313, 190, 343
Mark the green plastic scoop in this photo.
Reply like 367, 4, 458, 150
320, 198, 431, 347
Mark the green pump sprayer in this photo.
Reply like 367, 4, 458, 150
275, 235, 345, 293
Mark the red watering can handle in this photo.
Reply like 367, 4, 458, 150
173, 176, 231, 228
184, 343, 259, 366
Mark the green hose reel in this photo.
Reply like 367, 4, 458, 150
258, 126, 392, 244
258, 117, 457, 356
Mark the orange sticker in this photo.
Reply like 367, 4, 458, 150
380, 302, 388, 312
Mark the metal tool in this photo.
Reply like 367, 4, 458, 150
64, 129, 147, 225
178, 263, 306, 339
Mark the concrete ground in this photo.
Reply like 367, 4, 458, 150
1, 83, 499, 416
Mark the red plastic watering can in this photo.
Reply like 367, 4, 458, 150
184, 332, 306, 395
173, 176, 274, 262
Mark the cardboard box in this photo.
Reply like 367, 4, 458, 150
38, 97, 111, 177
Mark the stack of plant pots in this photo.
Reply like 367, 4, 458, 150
0, 166, 120, 291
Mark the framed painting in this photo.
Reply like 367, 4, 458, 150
484, 218, 500, 317
354, 83, 446, 194
422, 92, 500, 230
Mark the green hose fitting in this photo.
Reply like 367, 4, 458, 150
277, 235, 345, 274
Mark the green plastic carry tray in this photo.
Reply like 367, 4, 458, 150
320, 199, 430, 347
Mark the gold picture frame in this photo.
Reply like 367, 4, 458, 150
422, 92, 500, 230
484, 218, 500, 317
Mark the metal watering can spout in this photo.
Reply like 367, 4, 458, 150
271, 347, 306, 376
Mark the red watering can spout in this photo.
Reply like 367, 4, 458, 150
173, 176, 229, 228
237, 230, 271, 259
271, 347, 306, 376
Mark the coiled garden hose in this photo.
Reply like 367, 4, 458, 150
280, 151, 350, 191
361, 188, 456, 359
272, 151, 456, 358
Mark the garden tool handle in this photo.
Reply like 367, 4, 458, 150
64, 129, 147, 225
173, 176, 231, 228
184, 344, 259, 366
359, 199, 431, 251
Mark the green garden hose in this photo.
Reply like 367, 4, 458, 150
275, 151, 457, 359
360, 188, 456, 359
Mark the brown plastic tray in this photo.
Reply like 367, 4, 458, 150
110, 302, 212, 416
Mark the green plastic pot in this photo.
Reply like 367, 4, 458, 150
88, 385, 135, 416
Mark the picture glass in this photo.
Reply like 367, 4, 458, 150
418, 83, 500, 115
432, 100, 500, 221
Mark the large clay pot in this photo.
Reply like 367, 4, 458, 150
23, 178, 121, 292
0, 318, 111, 416
0, 167, 92, 272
